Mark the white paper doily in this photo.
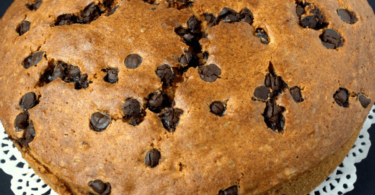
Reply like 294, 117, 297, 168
0, 106, 373, 195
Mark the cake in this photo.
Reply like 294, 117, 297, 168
0, 0, 374, 194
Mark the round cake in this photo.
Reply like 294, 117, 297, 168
0, 0, 374, 194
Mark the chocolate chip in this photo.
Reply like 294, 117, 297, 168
359, 94, 371, 108
159, 108, 183, 132
255, 28, 269, 44
264, 74, 287, 96
90, 112, 111, 132
299, 4, 324, 29
222, 14, 240, 23
81, 3, 102, 24
320, 29, 343, 49
24, 121, 36, 144
145, 149, 161, 168
290, 87, 303, 102
104, 68, 119, 84
187, 16, 200, 33
205, 13, 216, 24
64, 65, 81, 83
123, 98, 144, 126
20, 92, 39, 110
15, 112, 29, 131
23, 52, 44, 69
338, 9, 358, 24
175, 27, 188, 37
179, 51, 193, 65
26, 0, 43, 11
254, 86, 270, 101
296, 5, 305, 17
240, 8, 254, 24
103, 0, 114, 8
199, 64, 221, 82
107, 5, 119, 16
75, 73, 90, 89
52, 62, 66, 80
334, 88, 349, 107
183, 33, 195, 43
142, 0, 156, 4
219, 186, 238, 195
263, 100, 285, 132
147, 92, 170, 113
55, 14, 78, 26
125, 54, 143, 69
89, 180, 111, 195
156, 65, 175, 86
18, 21, 31, 36
210, 101, 226, 116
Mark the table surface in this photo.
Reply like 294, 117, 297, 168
0, 0, 375, 195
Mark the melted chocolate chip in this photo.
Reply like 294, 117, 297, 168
20, 92, 39, 110
90, 112, 111, 132
334, 88, 349, 107
23, 52, 44, 69
145, 149, 161, 168
104, 68, 119, 84
359, 94, 371, 108
263, 100, 285, 132
15, 112, 29, 131
156, 65, 175, 86
125, 54, 143, 69
254, 86, 270, 101
219, 186, 238, 195
240, 8, 254, 25
337, 9, 358, 24
297, 3, 324, 29
290, 87, 304, 103
159, 108, 183, 132
255, 28, 269, 44
210, 101, 226, 116
320, 29, 343, 49
26, 0, 43, 11
199, 64, 221, 82
123, 98, 144, 126
89, 180, 111, 195
18, 21, 31, 36
147, 92, 170, 113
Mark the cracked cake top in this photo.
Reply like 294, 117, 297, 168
0, 0, 374, 194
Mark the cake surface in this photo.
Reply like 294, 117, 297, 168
0, 0, 374, 194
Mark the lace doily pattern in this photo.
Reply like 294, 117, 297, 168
0, 105, 373, 195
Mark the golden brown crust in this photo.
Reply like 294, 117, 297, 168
0, 0, 374, 194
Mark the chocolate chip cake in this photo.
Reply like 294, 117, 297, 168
0, 0, 374, 194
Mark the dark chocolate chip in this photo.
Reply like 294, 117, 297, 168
23, 52, 44, 69
265, 73, 288, 97
175, 27, 188, 37
107, 5, 119, 16
15, 112, 29, 131
210, 101, 226, 116
20, 92, 39, 110
240, 8, 254, 24
81, 3, 102, 24
290, 87, 303, 102
26, 0, 43, 11
218, 7, 230, 19
320, 29, 343, 49
254, 86, 270, 101
187, 16, 200, 33
89, 180, 106, 194
101, 183, 111, 195
359, 94, 371, 108
103, 0, 114, 8
263, 100, 285, 132
64, 65, 81, 83
205, 13, 216, 24
125, 54, 143, 69
75, 73, 90, 89
147, 92, 170, 113
24, 121, 36, 144
123, 98, 143, 125
18, 21, 31, 36
104, 68, 119, 84
334, 88, 349, 107
142, 0, 156, 4
145, 149, 161, 168
156, 65, 175, 86
183, 33, 195, 43
52, 62, 66, 81
179, 51, 193, 65
222, 14, 240, 23
299, 4, 324, 29
159, 108, 183, 132
296, 5, 305, 17
199, 64, 221, 82
337, 9, 358, 24
90, 112, 111, 132
219, 186, 238, 195
255, 28, 270, 44
55, 14, 78, 26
